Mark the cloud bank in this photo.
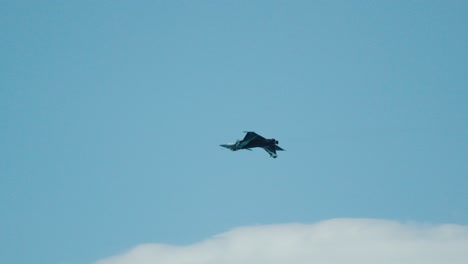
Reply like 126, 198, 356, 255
95, 218, 468, 264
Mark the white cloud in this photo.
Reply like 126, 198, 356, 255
95, 218, 468, 264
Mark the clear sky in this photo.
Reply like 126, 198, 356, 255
1, 1, 467, 264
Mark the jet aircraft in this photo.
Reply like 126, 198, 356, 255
220, 131, 285, 158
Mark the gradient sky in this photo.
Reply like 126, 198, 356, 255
1, 1, 467, 263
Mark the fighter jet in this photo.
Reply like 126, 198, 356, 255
220, 131, 285, 158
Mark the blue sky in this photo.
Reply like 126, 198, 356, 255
1, 1, 467, 263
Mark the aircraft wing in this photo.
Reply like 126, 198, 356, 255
262, 145, 278, 158
242, 131, 265, 142
275, 145, 285, 151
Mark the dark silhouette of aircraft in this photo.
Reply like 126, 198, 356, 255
220, 131, 285, 158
